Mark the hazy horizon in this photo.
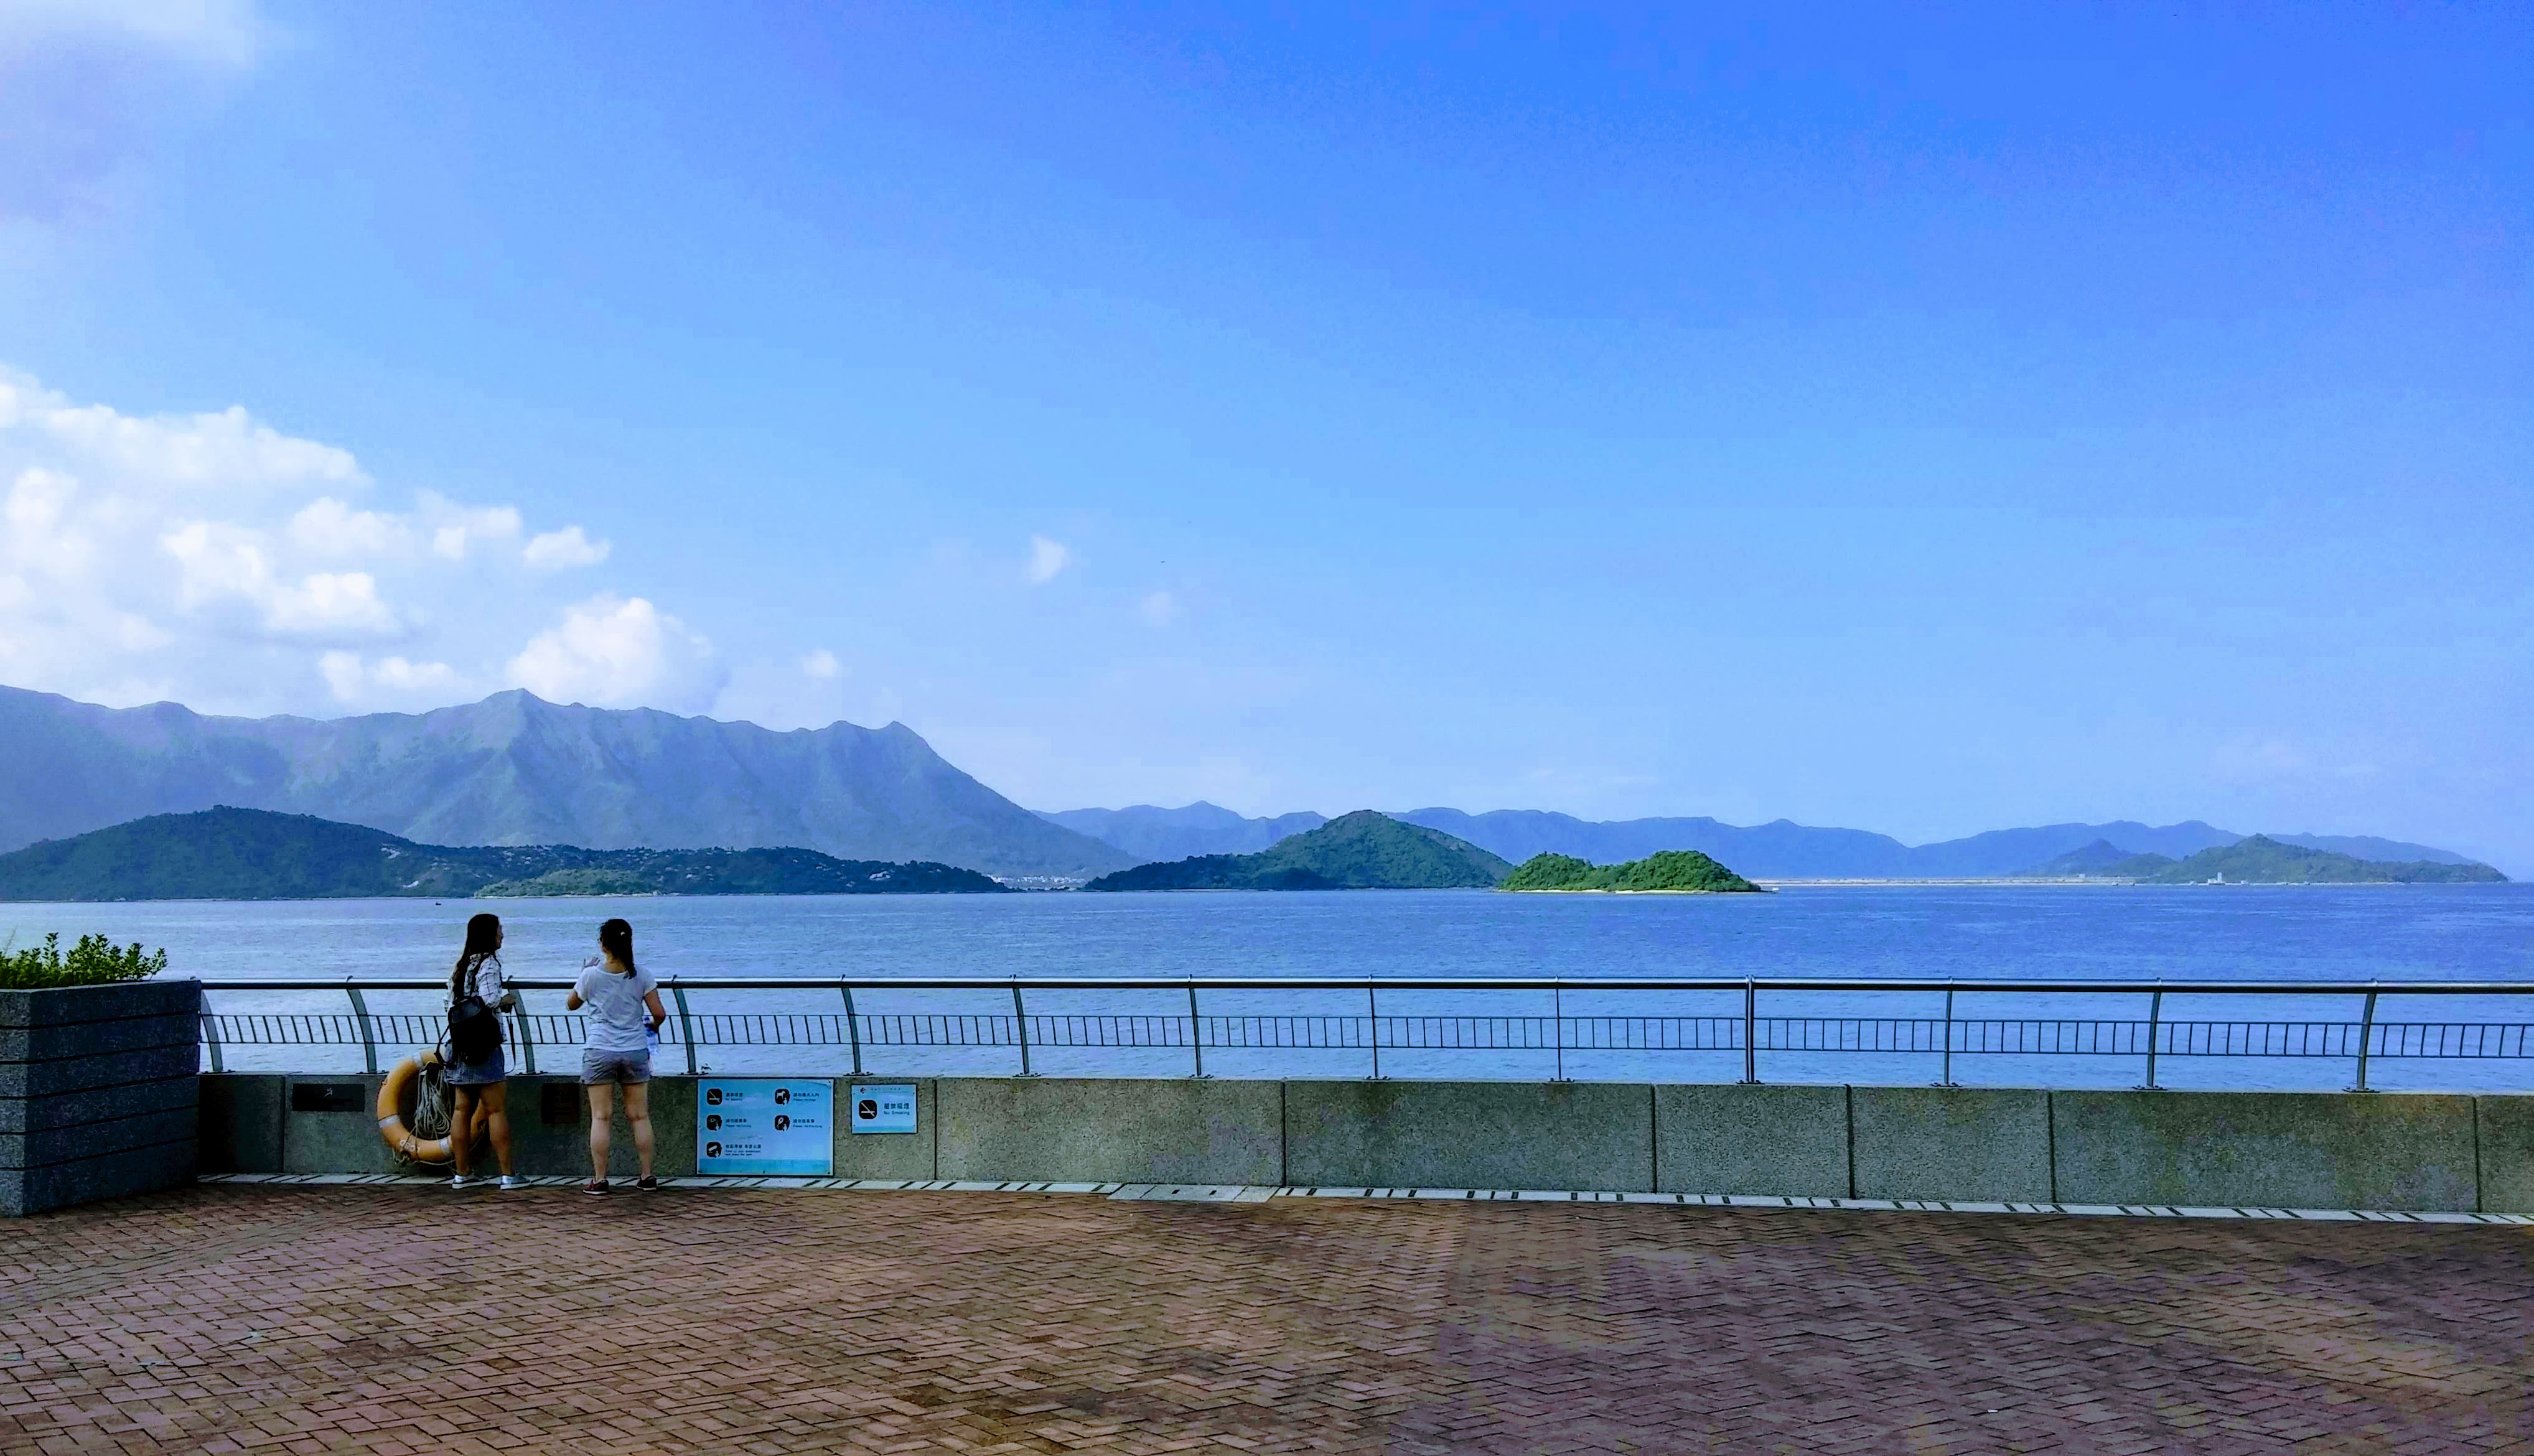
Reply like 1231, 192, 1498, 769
2, 7, 2526, 868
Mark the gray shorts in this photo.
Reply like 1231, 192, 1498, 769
446, 1046, 505, 1086
581, 1048, 652, 1086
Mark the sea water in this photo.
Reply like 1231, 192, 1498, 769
9, 885, 2530, 1091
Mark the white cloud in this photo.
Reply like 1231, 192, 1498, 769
1139, 590, 1179, 627
320, 650, 462, 706
521, 524, 610, 570
289, 497, 405, 558
0, 366, 714, 716
1026, 534, 1072, 584
506, 594, 723, 712
802, 648, 841, 679
0, 0, 265, 70
424, 497, 521, 560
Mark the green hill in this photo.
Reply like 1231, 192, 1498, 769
1083, 810, 1510, 891
2139, 834, 2505, 885
2019, 839, 2179, 879
1498, 849, 1763, 894
0, 807, 1007, 900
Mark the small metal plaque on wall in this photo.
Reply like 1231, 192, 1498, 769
849, 1083, 917, 1134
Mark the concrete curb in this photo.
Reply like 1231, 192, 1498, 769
189, 1172, 2534, 1223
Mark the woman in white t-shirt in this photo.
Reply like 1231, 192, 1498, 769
566, 917, 668, 1195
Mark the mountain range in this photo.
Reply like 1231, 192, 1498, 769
2, 684, 2497, 884
1042, 803, 2487, 880
0, 685, 1127, 878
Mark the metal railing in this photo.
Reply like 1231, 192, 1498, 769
192, 976, 2534, 1090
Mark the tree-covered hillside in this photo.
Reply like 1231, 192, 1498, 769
0, 807, 1006, 900
2019, 839, 2179, 878
1498, 849, 1762, 894
2139, 835, 2505, 885
1083, 811, 1509, 890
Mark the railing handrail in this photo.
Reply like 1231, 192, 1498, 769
189, 975, 2534, 995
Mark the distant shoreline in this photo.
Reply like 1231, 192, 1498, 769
1499, 887, 1762, 895
1749, 877, 2494, 887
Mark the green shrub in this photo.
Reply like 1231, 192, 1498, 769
0, 933, 169, 990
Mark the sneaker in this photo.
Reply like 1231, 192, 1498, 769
449, 1174, 481, 1190
636, 1175, 658, 1192
582, 1179, 610, 1196
498, 1175, 523, 1192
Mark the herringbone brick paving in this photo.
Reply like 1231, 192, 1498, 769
2, 1186, 2530, 1453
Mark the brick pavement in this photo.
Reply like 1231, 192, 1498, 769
4, 1186, 2532, 1454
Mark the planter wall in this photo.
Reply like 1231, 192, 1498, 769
2, 979, 201, 1216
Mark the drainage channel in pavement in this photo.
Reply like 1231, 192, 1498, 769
190, 1172, 2534, 1223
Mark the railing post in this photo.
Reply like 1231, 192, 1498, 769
2351, 986, 2379, 1092
1188, 981, 1208, 1079
1011, 981, 1037, 1077
671, 982, 698, 1076
1739, 979, 1759, 1085
842, 984, 863, 1078
202, 992, 225, 1075
1552, 983, 1566, 1082
2141, 987, 2164, 1091
1367, 981, 1384, 1081
510, 990, 537, 1076
1935, 984, 1957, 1088
345, 983, 377, 1077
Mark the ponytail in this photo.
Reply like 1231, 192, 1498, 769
599, 917, 636, 975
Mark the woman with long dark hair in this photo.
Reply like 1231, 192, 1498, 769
445, 912, 520, 1190
566, 917, 667, 1193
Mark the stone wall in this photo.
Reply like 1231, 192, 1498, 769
3, 981, 200, 1216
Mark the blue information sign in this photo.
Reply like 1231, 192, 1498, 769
696, 1080, 832, 1175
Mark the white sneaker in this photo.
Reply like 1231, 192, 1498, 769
449, 1173, 480, 1190
498, 1175, 523, 1191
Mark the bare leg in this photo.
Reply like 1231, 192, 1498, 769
481, 1081, 513, 1176
451, 1085, 479, 1177
624, 1081, 654, 1179
587, 1082, 615, 1180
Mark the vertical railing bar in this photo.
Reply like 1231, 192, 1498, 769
2141, 986, 2163, 1090
202, 992, 226, 1075
345, 983, 378, 1077
2352, 986, 2378, 1092
1739, 979, 1758, 1084
835, 984, 862, 1076
671, 982, 698, 1076
1188, 981, 1207, 1078
1553, 983, 1566, 1081
510, 990, 537, 1076
837, 984, 862, 1076
1012, 981, 1036, 1077
1937, 984, 1956, 1088
1367, 981, 1384, 1080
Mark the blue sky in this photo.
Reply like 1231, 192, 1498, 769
1, 4, 2528, 868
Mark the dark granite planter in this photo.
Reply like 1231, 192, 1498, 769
1, 979, 201, 1216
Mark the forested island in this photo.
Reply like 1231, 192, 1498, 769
1084, 810, 1510, 890
0, 807, 1006, 900
1498, 849, 1763, 894
2130, 835, 2504, 884
2021, 834, 2504, 884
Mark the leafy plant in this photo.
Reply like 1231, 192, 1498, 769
0, 932, 169, 990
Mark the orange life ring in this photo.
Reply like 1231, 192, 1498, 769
378, 1051, 461, 1164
